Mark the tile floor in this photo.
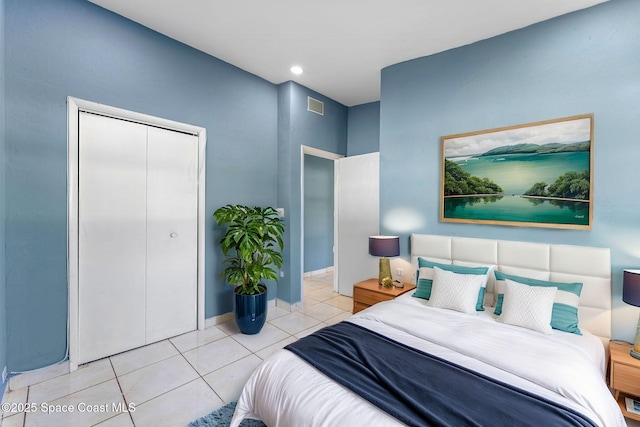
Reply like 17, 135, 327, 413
0, 272, 349, 427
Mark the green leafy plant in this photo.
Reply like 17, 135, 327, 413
213, 205, 285, 295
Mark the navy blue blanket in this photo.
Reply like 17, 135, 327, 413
285, 322, 596, 427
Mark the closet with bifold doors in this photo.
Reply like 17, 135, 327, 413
77, 111, 198, 364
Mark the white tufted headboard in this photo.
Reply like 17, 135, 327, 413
411, 234, 612, 344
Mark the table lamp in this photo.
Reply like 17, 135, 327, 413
369, 236, 400, 286
623, 269, 640, 359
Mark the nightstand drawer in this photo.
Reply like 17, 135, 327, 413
353, 288, 390, 306
352, 279, 416, 314
612, 363, 640, 396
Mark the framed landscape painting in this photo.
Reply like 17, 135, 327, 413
440, 114, 593, 229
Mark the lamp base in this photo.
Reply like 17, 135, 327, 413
633, 314, 640, 359
378, 258, 392, 286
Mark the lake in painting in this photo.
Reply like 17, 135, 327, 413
441, 115, 593, 227
444, 152, 589, 225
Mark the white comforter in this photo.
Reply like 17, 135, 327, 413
231, 294, 624, 427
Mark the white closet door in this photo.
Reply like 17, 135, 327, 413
146, 127, 198, 342
335, 152, 380, 297
78, 113, 147, 364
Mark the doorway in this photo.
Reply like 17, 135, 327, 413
301, 146, 342, 299
300, 147, 380, 301
67, 98, 207, 369
303, 155, 335, 275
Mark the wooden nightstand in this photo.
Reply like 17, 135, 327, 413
610, 341, 640, 421
353, 278, 416, 314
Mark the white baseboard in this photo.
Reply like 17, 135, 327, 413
275, 298, 303, 312
303, 266, 335, 277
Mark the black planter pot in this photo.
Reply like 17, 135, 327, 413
234, 285, 267, 335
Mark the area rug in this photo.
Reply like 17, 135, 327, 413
189, 401, 267, 427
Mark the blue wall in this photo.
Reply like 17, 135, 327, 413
347, 102, 380, 156
4, 0, 278, 371
0, 0, 7, 384
277, 82, 347, 304
379, 0, 640, 341
303, 155, 334, 272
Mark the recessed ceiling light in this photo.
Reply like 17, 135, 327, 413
290, 65, 304, 75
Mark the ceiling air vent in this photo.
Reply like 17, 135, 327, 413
307, 96, 324, 116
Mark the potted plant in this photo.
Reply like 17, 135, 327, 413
213, 205, 285, 334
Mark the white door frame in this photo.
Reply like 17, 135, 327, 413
300, 146, 343, 296
67, 97, 207, 370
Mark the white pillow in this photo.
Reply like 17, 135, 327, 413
497, 279, 557, 334
428, 267, 485, 314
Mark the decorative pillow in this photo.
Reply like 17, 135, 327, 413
427, 267, 486, 314
494, 270, 583, 335
497, 279, 557, 334
414, 258, 489, 311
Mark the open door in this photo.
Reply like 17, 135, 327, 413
335, 152, 380, 297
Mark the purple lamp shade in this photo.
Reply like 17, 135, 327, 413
623, 270, 640, 307
369, 236, 400, 257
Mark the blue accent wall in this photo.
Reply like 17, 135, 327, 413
379, 0, 640, 341
0, 0, 7, 384
304, 155, 334, 272
277, 82, 347, 305
4, 0, 278, 371
347, 102, 380, 156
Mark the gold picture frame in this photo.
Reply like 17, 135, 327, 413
440, 114, 593, 229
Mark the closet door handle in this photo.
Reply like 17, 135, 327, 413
170, 232, 178, 238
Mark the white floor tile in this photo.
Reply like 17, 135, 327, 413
182, 337, 251, 376
254, 336, 298, 360
169, 326, 227, 353
303, 297, 320, 308
9, 362, 70, 391
28, 358, 114, 405
94, 412, 135, 427
303, 282, 324, 291
326, 295, 354, 311
266, 306, 290, 321
110, 340, 179, 377
216, 320, 241, 336
203, 355, 263, 403
25, 379, 125, 427
1, 413, 25, 427
118, 355, 199, 405
130, 379, 223, 427
230, 324, 291, 353
294, 323, 328, 339
324, 311, 352, 326
302, 303, 346, 322
1, 386, 28, 418
269, 312, 321, 335
305, 288, 337, 302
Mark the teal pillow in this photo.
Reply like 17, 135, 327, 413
414, 258, 489, 311
493, 271, 583, 335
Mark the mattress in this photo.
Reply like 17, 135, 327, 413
230, 293, 624, 427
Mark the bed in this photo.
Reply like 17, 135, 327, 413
230, 234, 624, 427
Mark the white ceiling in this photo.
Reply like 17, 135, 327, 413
88, 0, 607, 107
